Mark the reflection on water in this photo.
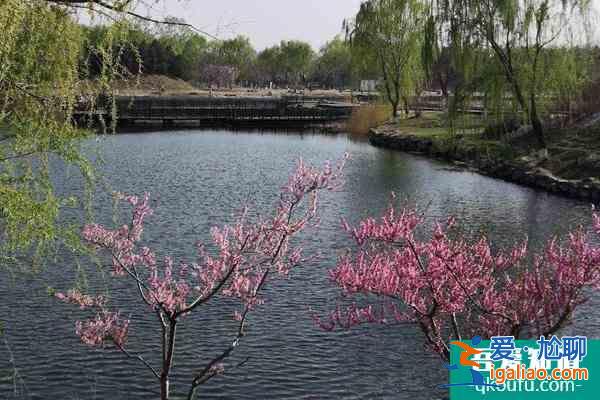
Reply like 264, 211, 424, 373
1, 129, 598, 399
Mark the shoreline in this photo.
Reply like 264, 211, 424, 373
98, 120, 349, 135
369, 125, 600, 203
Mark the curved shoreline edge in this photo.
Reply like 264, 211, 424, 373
369, 127, 600, 204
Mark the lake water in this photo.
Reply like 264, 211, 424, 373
1, 129, 599, 399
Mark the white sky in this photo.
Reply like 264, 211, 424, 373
134, 0, 364, 50
81, 0, 600, 49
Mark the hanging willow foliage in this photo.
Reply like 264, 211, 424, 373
0, 1, 161, 270
432, 0, 594, 145
347, 0, 427, 117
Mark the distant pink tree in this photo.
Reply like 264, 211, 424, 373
317, 197, 600, 360
201, 64, 239, 89
56, 157, 345, 400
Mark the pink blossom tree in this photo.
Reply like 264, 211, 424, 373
318, 197, 600, 360
56, 157, 345, 400
201, 64, 239, 89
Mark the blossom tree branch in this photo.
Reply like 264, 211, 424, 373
186, 305, 250, 400
115, 342, 160, 380
56, 156, 346, 400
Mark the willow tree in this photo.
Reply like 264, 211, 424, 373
0, 1, 197, 269
421, 0, 485, 115
0, 1, 91, 269
347, 0, 427, 117
438, 0, 592, 148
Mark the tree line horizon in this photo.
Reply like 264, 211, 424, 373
82, 0, 600, 149
82, 22, 361, 90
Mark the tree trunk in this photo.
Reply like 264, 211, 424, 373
402, 96, 410, 115
160, 320, 177, 400
512, 79, 546, 148
391, 100, 399, 117
531, 110, 546, 149
439, 75, 449, 99
487, 39, 547, 148
439, 77, 449, 111
160, 375, 170, 400
529, 91, 546, 148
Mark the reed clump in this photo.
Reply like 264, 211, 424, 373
347, 105, 392, 136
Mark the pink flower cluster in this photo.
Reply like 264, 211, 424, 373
55, 290, 129, 347
75, 311, 130, 347
322, 200, 600, 359
55, 289, 106, 310
82, 193, 155, 276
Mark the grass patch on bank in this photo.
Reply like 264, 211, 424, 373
394, 111, 486, 135
378, 109, 600, 180
391, 111, 516, 159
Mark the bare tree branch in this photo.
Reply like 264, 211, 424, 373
45, 0, 219, 39
115, 342, 161, 380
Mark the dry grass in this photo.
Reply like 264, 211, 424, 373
81, 74, 199, 96
83, 74, 353, 99
347, 105, 392, 136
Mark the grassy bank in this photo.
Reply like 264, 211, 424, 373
377, 112, 515, 160
372, 111, 600, 184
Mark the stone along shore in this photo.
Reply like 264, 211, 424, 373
369, 127, 600, 203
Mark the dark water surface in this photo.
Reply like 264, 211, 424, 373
1, 130, 599, 399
